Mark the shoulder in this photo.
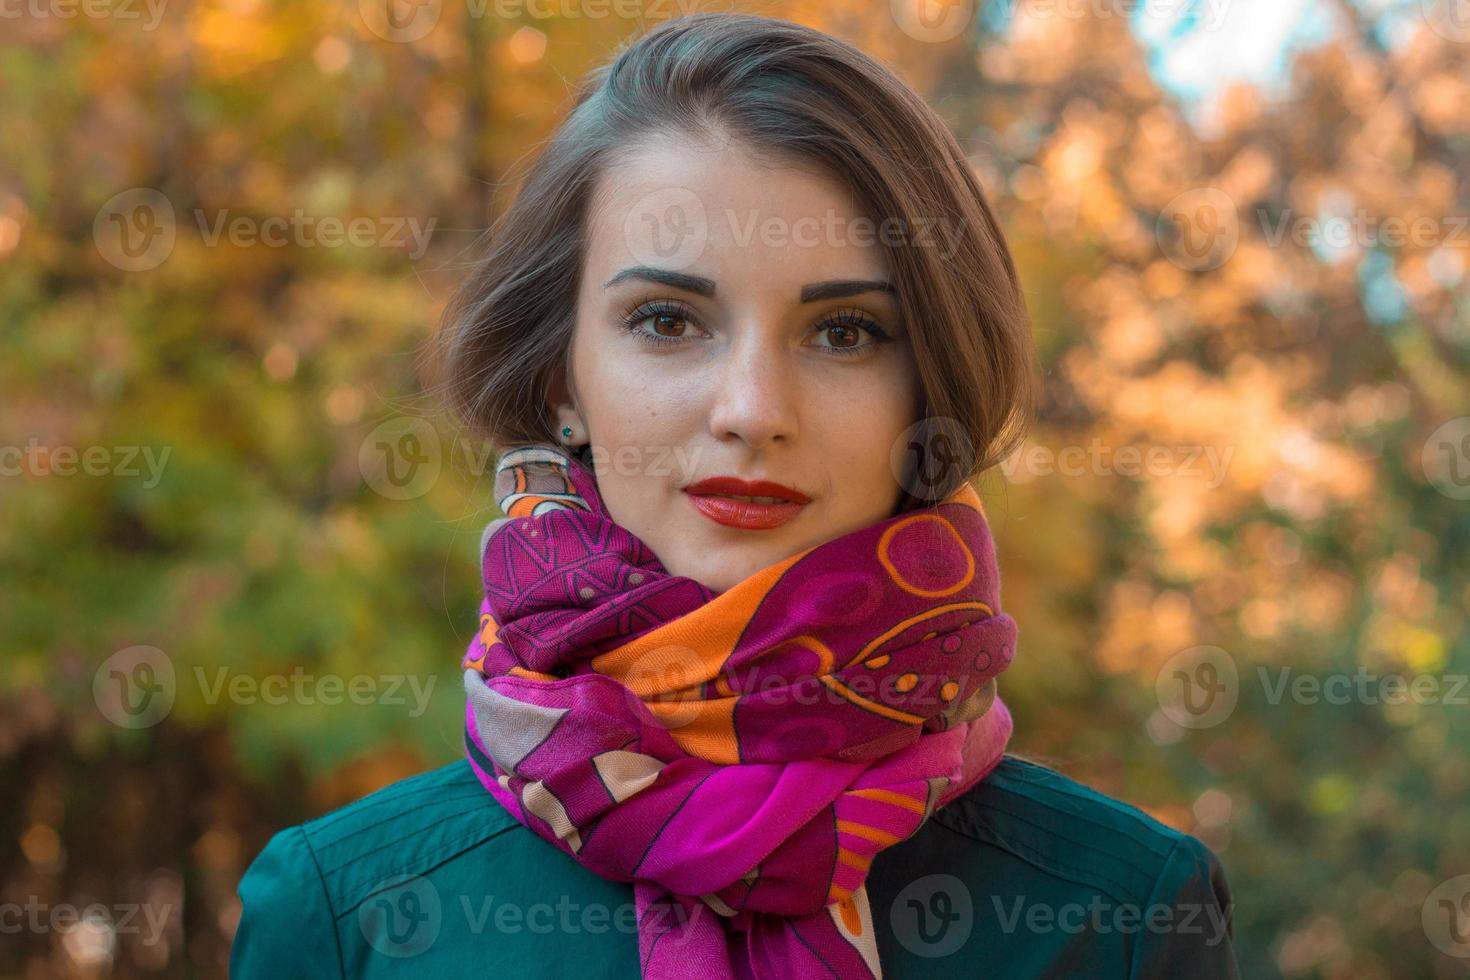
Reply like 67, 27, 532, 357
872, 754, 1239, 979
290, 758, 520, 915
936, 754, 1231, 907
231, 758, 518, 979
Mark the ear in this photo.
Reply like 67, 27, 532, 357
545, 358, 587, 438
545, 357, 571, 410
545, 358, 590, 444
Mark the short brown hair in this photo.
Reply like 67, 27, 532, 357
432, 11, 1039, 512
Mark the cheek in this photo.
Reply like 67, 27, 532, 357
588, 383, 689, 449
817, 365, 918, 446
572, 331, 650, 436
576, 364, 694, 496
813, 373, 918, 512
591, 369, 705, 446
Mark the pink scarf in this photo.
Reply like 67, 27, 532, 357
462, 445, 1016, 978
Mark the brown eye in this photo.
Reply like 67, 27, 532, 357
620, 299, 702, 348
651, 313, 687, 337
810, 308, 891, 358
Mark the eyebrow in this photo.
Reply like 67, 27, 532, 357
603, 266, 896, 302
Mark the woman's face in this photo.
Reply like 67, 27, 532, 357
560, 133, 922, 593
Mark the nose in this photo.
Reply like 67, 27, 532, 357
705, 322, 800, 450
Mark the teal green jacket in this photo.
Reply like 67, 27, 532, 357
230, 755, 1239, 978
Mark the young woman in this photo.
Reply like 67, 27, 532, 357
232, 13, 1239, 978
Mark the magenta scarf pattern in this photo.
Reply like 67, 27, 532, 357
462, 445, 1017, 978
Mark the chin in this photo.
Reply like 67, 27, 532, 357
670, 556, 745, 593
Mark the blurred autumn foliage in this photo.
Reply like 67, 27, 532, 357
2, 1, 1467, 977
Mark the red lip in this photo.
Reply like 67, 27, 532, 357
682, 475, 811, 530
683, 476, 811, 503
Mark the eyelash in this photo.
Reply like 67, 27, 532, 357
617, 299, 893, 358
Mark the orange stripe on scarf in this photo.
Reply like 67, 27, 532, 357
589, 547, 813, 692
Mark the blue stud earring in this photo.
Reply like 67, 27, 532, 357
561, 426, 573, 439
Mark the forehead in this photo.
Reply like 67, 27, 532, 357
582, 135, 892, 288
